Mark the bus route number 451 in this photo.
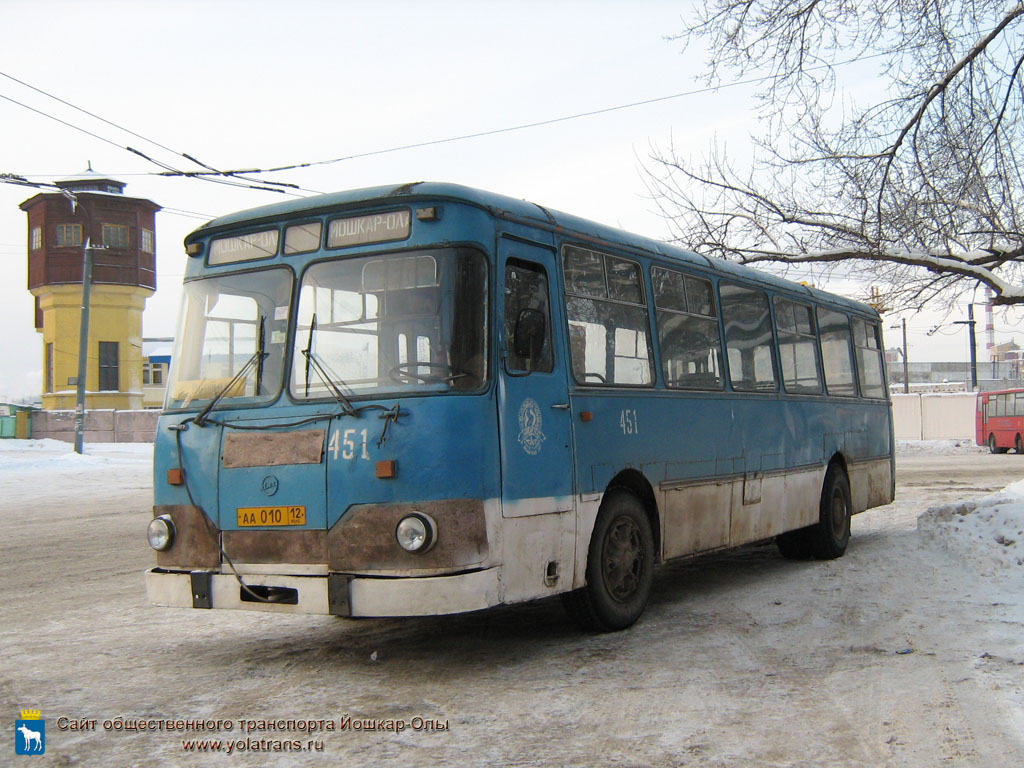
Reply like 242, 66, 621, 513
620, 409, 639, 435
329, 428, 371, 461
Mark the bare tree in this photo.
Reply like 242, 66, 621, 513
647, 1, 1024, 310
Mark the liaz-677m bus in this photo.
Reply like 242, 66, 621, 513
145, 182, 894, 631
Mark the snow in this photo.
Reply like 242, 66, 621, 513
0, 438, 151, 470
896, 438, 987, 455
919, 479, 1024, 573
0, 439, 152, 504
1, 437, 1022, 764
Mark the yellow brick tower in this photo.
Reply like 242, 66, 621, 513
20, 167, 160, 410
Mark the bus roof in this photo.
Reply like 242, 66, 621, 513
188, 181, 878, 317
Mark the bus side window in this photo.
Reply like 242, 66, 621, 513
853, 318, 886, 399
504, 260, 553, 373
817, 307, 857, 397
563, 245, 653, 386
721, 283, 778, 392
652, 267, 723, 389
774, 298, 823, 394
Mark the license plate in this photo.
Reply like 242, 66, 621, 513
236, 506, 306, 527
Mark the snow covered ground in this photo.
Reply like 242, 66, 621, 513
1, 437, 1021, 766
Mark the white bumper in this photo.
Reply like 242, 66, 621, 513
145, 566, 504, 617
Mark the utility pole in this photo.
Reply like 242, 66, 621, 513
900, 318, 909, 394
73, 239, 94, 454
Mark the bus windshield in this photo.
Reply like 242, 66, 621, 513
291, 247, 487, 399
164, 267, 292, 410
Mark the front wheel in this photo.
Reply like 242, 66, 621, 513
989, 434, 1008, 454
562, 490, 654, 631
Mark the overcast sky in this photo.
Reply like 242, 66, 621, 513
0, 0, 1008, 400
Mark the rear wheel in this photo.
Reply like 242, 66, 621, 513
562, 489, 654, 631
810, 465, 852, 559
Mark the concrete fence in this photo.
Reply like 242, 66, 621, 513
31, 409, 160, 443
890, 393, 977, 441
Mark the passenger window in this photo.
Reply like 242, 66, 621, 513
775, 298, 822, 394
563, 245, 653, 386
652, 267, 723, 389
853, 318, 886, 399
817, 308, 857, 397
720, 283, 777, 392
504, 260, 553, 373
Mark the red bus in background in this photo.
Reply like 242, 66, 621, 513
977, 388, 1024, 453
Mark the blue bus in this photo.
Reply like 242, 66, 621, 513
146, 183, 894, 631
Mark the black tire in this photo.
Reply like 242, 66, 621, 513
561, 489, 654, 631
776, 527, 815, 559
989, 434, 1008, 454
809, 464, 852, 559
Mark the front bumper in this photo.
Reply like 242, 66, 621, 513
145, 566, 503, 617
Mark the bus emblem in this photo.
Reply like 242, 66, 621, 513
261, 475, 280, 497
517, 398, 546, 455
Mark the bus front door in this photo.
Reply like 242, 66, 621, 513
496, 237, 576, 593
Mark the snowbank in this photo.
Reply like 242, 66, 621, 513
897, 438, 986, 455
918, 480, 1024, 574
0, 438, 152, 472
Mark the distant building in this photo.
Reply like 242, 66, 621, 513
142, 338, 172, 409
19, 166, 160, 410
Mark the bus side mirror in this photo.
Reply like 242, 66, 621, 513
513, 308, 546, 359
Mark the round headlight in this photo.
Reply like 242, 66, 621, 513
395, 513, 436, 553
147, 515, 175, 551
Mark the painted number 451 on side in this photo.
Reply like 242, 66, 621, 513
328, 428, 370, 460
619, 409, 639, 435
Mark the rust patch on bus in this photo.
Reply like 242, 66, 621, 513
221, 429, 325, 468
328, 499, 487, 572
223, 530, 327, 564
154, 505, 220, 569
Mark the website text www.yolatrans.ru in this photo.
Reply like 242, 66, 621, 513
182, 717, 449, 753
183, 737, 325, 755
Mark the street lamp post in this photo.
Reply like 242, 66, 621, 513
889, 319, 910, 394
953, 305, 978, 391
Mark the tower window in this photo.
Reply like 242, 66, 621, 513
45, 342, 54, 393
141, 228, 154, 253
31, 227, 42, 250
55, 224, 83, 247
98, 342, 119, 391
102, 224, 129, 249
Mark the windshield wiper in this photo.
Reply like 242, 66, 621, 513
194, 315, 267, 427
301, 313, 357, 416
255, 314, 266, 396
